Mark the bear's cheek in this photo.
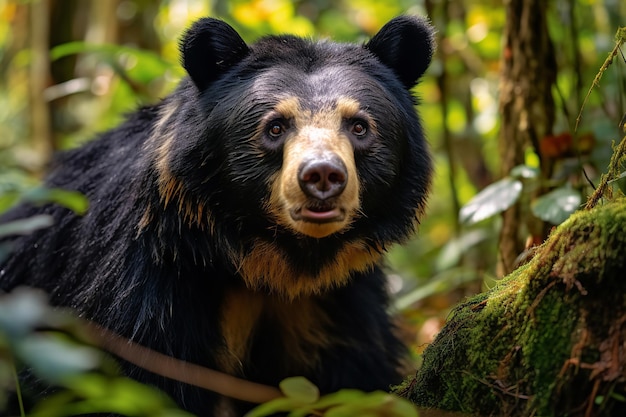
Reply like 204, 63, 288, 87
267, 129, 360, 238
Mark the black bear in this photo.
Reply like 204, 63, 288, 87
0, 15, 434, 416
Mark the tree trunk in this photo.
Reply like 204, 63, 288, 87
497, 0, 556, 276
399, 197, 626, 417
29, 0, 53, 169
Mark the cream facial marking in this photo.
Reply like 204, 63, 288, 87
267, 97, 366, 238
143, 99, 214, 231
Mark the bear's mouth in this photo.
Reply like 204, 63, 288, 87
290, 201, 345, 224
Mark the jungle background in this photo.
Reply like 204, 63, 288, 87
0, 0, 624, 416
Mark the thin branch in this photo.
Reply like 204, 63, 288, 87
85, 322, 284, 404
575, 27, 626, 133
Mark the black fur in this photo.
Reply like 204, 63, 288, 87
0, 16, 434, 416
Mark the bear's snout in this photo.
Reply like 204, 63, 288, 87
298, 156, 347, 200
266, 99, 362, 239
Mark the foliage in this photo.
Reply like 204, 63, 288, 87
458, 164, 582, 227
0, 186, 191, 416
0, 285, 418, 417
0, 288, 192, 417
0, 0, 625, 415
246, 377, 418, 417
459, 176, 523, 225
0, 186, 88, 215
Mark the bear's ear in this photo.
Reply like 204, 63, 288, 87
365, 16, 435, 89
181, 18, 250, 91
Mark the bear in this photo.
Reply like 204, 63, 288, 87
0, 15, 434, 416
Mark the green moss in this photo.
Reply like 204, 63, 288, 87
401, 199, 626, 416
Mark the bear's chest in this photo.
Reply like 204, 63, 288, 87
217, 287, 336, 383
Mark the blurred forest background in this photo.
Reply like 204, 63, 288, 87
0, 0, 624, 368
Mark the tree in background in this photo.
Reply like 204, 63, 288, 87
498, 0, 557, 276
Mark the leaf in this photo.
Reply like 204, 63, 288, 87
49, 42, 178, 84
0, 215, 54, 238
459, 177, 523, 225
394, 266, 480, 311
325, 392, 418, 417
23, 187, 89, 215
50, 41, 108, 60
45, 189, 89, 214
279, 377, 319, 404
50, 42, 169, 69
0, 191, 20, 213
510, 164, 540, 179
532, 187, 581, 225
17, 334, 102, 382
246, 385, 417, 417
311, 389, 366, 409
0, 288, 52, 337
435, 229, 490, 271
33, 374, 193, 417
238, 377, 321, 417
244, 398, 305, 417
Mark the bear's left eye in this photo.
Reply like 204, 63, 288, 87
267, 120, 286, 139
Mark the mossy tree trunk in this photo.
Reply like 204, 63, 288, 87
398, 198, 626, 417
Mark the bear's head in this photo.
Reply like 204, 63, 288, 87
146, 17, 435, 298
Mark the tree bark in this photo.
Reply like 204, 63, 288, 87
497, 0, 556, 276
399, 198, 626, 417
29, 0, 53, 169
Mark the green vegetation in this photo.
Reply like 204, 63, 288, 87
0, 0, 625, 415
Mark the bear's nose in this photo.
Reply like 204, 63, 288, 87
298, 157, 347, 200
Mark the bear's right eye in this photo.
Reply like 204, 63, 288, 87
351, 121, 368, 137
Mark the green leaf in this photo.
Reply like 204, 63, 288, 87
311, 389, 366, 409
610, 391, 626, 402
0, 288, 51, 337
33, 374, 193, 417
50, 41, 106, 60
244, 398, 306, 417
49, 42, 178, 84
280, 377, 319, 403
246, 386, 418, 417
17, 334, 102, 382
245, 379, 320, 417
395, 266, 480, 311
510, 164, 540, 179
459, 177, 523, 224
44, 189, 89, 214
0, 215, 54, 238
435, 229, 489, 271
50, 42, 169, 69
532, 187, 581, 225
325, 392, 418, 417
0, 191, 20, 213
22, 187, 89, 215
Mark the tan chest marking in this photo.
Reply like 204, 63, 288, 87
264, 296, 335, 368
218, 287, 265, 374
232, 238, 381, 299
218, 288, 339, 375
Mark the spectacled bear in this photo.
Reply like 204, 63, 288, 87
0, 15, 434, 416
